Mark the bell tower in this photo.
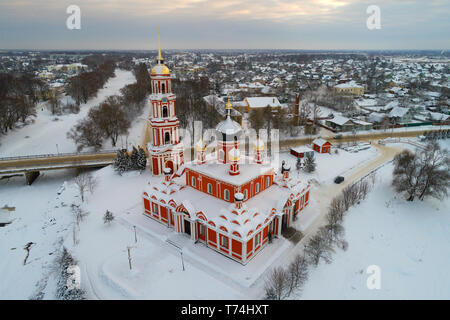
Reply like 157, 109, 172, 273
147, 28, 184, 175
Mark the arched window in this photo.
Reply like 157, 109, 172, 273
244, 189, 248, 200
191, 176, 196, 187
266, 177, 270, 188
207, 183, 212, 194
162, 83, 166, 94
255, 183, 260, 194
224, 189, 230, 201
163, 105, 168, 118
165, 132, 171, 144
219, 149, 225, 161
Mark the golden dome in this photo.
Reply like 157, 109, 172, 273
254, 138, 264, 151
151, 64, 170, 75
228, 147, 241, 162
195, 139, 207, 151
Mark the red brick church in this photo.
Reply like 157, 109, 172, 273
142, 34, 310, 264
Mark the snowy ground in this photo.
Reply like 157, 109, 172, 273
298, 147, 450, 299
279, 143, 379, 185
1, 104, 448, 300
0, 69, 139, 157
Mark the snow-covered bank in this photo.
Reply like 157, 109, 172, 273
0, 69, 136, 157
299, 162, 450, 299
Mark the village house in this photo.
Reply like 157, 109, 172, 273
312, 138, 332, 153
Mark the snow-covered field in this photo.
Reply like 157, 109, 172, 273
0, 69, 140, 157
299, 159, 450, 299
279, 144, 379, 185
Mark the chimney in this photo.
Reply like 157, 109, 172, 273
293, 93, 300, 126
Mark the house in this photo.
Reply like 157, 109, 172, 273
325, 115, 355, 132
352, 119, 373, 131
312, 138, 331, 153
333, 80, 364, 96
290, 146, 315, 158
388, 107, 412, 123
241, 97, 283, 113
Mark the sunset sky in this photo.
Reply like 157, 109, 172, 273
1, 0, 449, 50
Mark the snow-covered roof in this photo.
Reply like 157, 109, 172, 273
312, 138, 330, 146
290, 146, 314, 154
328, 114, 352, 126
143, 163, 309, 241
245, 97, 282, 108
389, 107, 410, 118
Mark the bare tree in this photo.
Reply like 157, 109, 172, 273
264, 267, 289, 300
287, 254, 309, 296
417, 142, 450, 201
393, 142, 449, 201
74, 173, 97, 202
304, 233, 332, 266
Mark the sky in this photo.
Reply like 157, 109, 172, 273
0, 0, 449, 50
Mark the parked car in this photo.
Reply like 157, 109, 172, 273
334, 134, 343, 139
334, 176, 344, 184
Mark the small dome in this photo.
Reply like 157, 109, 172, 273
228, 147, 240, 162
195, 139, 207, 151
216, 117, 242, 141
151, 64, 170, 75
254, 138, 264, 151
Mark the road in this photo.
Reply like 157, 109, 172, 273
279, 127, 437, 149
304, 142, 402, 238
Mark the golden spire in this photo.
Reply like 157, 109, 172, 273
157, 26, 164, 64
225, 96, 232, 118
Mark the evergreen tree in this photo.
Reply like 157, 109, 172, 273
304, 153, 316, 173
103, 210, 115, 224
296, 157, 302, 171
56, 247, 85, 300
137, 147, 147, 170
130, 146, 139, 169
114, 149, 130, 174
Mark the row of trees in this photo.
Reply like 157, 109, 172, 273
172, 77, 222, 134
0, 73, 44, 135
65, 60, 116, 105
422, 130, 450, 141
265, 176, 375, 299
114, 146, 147, 174
67, 64, 151, 151
67, 95, 130, 151
393, 142, 449, 201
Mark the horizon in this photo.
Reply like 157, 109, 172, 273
1, 0, 449, 51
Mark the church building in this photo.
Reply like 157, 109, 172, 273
142, 33, 310, 264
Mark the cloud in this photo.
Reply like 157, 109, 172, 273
0, 0, 448, 49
